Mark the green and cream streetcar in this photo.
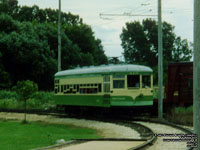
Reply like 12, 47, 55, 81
54, 64, 153, 109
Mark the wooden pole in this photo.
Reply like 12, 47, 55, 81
193, 0, 200, 149
158, 0, 163, 120
58, 0, 61, 71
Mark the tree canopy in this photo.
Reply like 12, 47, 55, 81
120, 19, 193, 83
0, 0, 108, 90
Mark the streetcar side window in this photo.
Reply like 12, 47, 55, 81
77, 85, 79, 92
64, 85, 67, 90
113, 80, 125, 88
55, 79, 59, 84
142, 75, 151, 88
61, 85, 64, 92
98, 84, 102, 92
127, 75, 140, 88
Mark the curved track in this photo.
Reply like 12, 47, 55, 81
134, 120, 194, 150
40, 114, 195, 150
0, 111, 195, 150
35, 120, 156, 150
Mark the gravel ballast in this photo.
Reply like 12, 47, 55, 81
136, 121, 190, 150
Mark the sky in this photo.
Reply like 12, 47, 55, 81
17, 0, 193, 60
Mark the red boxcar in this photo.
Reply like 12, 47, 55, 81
165, 62, 193, 107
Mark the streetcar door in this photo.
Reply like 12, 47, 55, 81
103, 75, 110, 93
103, 75, 110, 106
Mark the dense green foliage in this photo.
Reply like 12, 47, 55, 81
0, 0, 108, 90
0, 90, 55, 110
120, 19, 193, 83
14, 80, 38, 101
0, 121, 101, 150
167, 106, 193, 126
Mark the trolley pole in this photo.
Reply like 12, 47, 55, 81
193, 0, 200, 149
158, 0, 163, 120
58, 0, 61, 71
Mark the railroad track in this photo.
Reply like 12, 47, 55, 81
0, 111, 195, 150
33, 120, 156, 150
37, 113, 195, 150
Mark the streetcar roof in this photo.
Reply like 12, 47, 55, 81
55, 64, 153, 77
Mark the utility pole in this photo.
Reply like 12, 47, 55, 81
100, 4, 163, 119
193, 0, 200, 149
158, 0, 163, 120
58, 0, 61, 72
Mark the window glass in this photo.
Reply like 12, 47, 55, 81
98, 84, 102, 92
104, 75, 110, 82
142, 75, 151, 88
113, 80, 125, 88
58, 85, 60, 92
77, 85, 79, 92
127, 75, 140, 88
55, 80, 59, 83
61, 85, 63, 92
54, 85, 58, 94
104, 83, 110, 92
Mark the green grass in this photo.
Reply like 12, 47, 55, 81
174, 106, 193, 114
167, 106, 193, 126
0, 120, 102, 150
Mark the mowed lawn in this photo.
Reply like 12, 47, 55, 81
0, 120, 101, 150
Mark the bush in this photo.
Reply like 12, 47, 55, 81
174, 106, 193, 114
31, 91, 53, 104
0, 90, 18, 99
0, 98, 18, 109
0, 90, 55, 110
167, 106, 193, 126
30, 91, 55, 110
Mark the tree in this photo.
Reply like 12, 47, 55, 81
120, 19, 193, 83
0, 2, 108, 90
0, 65, 11, 89
0, 13, 18, 33
0, 0, 82, 25
0, 16, 57, 90
64, 24, 108, 66
15, 80, 38, 123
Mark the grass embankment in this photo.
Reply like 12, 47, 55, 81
0, 120, 101, 150
0, 90, 56, 111
153, 87, 193, 126
167, 106, 193, 126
